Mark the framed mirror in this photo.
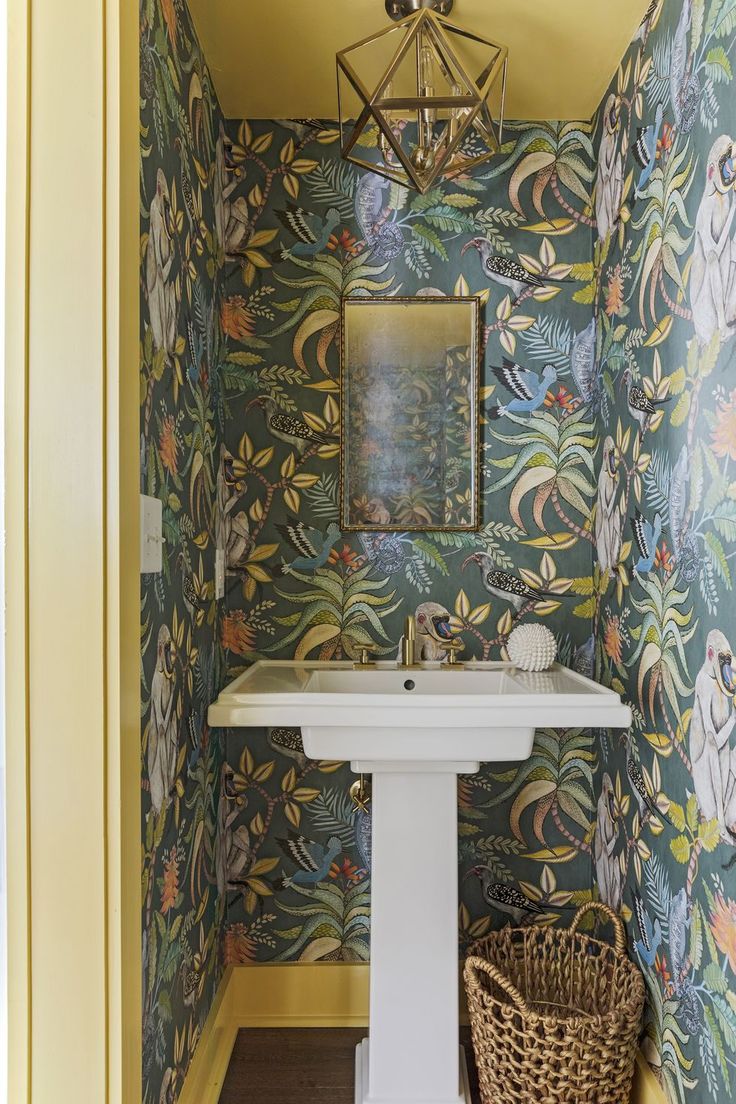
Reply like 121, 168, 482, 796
340, 296, 481, 532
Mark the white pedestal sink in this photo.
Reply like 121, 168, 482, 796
210, 661, 631, 1104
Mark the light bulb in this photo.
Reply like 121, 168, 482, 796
416, 43, 436, 164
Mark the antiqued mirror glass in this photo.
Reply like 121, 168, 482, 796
341, 296, 480, 531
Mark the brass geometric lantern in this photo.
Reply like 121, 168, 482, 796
337, 0, 508, 194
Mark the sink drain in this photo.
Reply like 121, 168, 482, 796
403, 679, 416, 691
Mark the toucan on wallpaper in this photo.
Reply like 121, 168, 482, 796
139, 0, 736, 1101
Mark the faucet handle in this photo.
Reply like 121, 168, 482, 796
354, 644, 379, 669
439, 639, 465, 668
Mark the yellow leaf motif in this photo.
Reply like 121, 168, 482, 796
240, 432, 254, 462
284, 173, 300, 200
250, 132, 273, 155
292, 788, 321, 803
291, 473, 320, 489
643, 731, 673, 757
510, 778, 557, 840
249, 544, 279, 563
252, 762, 275, 783
455, 589, 471, 620
644, 316, 673, 347
291, 159, 319, 174
280, 452, 297, 480
279, 138, 295, 164
283, 487, 300, 513
522, 218, 577, 236
248, 228, 278, 249
249, 857, 279, 877
699, 818, 720, 852
245, 877, 273, 897
670, 834, 690, 864
522, 846, 578, 863
246, 564, 271, 584
252, 446, 274, 469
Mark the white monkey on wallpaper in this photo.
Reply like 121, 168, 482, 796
595, 773, 623, 911
145, 168, 178, 366
596, 94, 624, 243
690, 629, 736, 843
147, 624, 180, 817
690, 136, 736, 346
595, 436, 623, 574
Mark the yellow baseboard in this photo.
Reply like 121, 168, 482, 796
632, 1053, 668, 1104
229, 961, 370, 1027
177, 967, 238, 1104
179, 964, 667, 1104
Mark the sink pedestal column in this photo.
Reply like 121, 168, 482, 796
352, 759, 478, 1104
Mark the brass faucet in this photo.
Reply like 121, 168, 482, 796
353, 644, 378, 670
439, 639, 465, 669
399, 615, 420, 669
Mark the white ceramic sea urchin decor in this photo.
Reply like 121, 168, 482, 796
507, 623, 558, 672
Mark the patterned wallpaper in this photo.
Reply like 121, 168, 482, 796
217, 113, 601, 964
592, 2, 736, 1101
139, 1, 227, 1100
140, 2, 736, 1104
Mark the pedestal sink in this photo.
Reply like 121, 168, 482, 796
209, 660, 631, 1104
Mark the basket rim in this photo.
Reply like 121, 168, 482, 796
468, 926, 642, 975
465, 923, 647, 1027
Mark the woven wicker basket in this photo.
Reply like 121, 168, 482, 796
464, 902, 646, 1104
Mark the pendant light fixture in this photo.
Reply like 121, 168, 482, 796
336, 0, 508, 194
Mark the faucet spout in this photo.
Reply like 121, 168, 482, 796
400, 615, 419, 669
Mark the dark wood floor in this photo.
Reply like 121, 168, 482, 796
219, 1028, 481, 1103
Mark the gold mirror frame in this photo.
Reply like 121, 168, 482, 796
340, 295, 482, 533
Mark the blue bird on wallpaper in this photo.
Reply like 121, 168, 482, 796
276, 516, 342, 574
633, 892, 663, 967
631, 509, 662, 576
486, 359, 557, 419
632, 102, 665, 201
276, 832, 342, 888
275, 202, 341, 258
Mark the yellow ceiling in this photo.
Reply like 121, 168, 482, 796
187, 0, 653, 122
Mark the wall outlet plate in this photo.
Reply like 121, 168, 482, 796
140, 495, 163, 574
215, 549, 225, 600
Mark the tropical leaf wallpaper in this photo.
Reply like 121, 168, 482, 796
140, 0, 736, 1102
139, 0, 227, 1101
216, 107, 602, 970
592, 1, 736, 1100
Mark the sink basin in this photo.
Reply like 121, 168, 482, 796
209, 659, 631, 768
209, 659, 631, 1104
